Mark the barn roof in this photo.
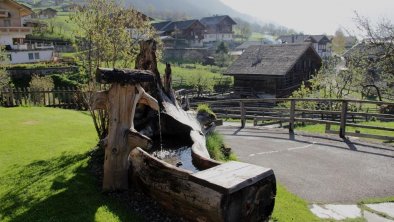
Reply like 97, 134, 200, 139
152, 20, 202, 32
225, 43, 319, 76
278, 34, 331, 44
152, 21, 171, 31
162, 19, 201, 31
235, 40, 277, 50
200, 15, 236, 26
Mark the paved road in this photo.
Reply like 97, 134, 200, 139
217, 125, 394, 204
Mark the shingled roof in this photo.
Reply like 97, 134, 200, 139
200, 15, 236, 26
152, 20, 202, 32
152, 21, 172, 31
278, 34, 331, 44
225, 43, 317, 76
235, 40, 277, 51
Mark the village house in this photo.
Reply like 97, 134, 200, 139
200, 15, 236, 43
61, 3, 80, 12
37, 7, 57, 19
224, 43, 322, 98
277, 34, 332, 59
152, 19, 205, 48
0, 0, 54, 64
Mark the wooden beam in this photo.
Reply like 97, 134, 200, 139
96, 68, 155, 84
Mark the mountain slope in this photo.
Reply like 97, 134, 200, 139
125, 0, 259, 22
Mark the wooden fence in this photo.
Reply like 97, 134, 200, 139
192, 98, 394, 141
0, 87, 86, 109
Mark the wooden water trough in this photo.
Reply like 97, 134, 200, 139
92, 40, 276, 221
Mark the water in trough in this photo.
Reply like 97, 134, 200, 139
150, 137, 201, 173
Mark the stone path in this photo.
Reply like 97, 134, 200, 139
310, 203, 394, 221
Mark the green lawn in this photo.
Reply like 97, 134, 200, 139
0, 107, 139, 222
0, 107, 361, 221
272, 184, 321, 221
296, 121, 394, 142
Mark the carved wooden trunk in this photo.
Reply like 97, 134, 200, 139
130, 148, 276, 222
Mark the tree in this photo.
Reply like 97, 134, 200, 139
70, 0, 158, 139
215, 42, 231, 67
235, 20, 252, 41
351, 12, 394, 100
332, 28, 346, 55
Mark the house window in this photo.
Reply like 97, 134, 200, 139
318, 44, 326, 51
7, 54, 12, 61
28, 53, 34, 60
4, 19, 11, 27
34, 53, 40, 59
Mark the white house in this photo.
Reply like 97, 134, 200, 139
277, 35, 332, 59
200, 15, 236, 43
0, 0, 54, 64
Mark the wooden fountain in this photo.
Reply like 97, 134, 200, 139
92, 40, 276, 222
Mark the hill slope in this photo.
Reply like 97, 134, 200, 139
125, 0, 259, 22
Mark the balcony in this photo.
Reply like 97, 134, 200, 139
0, 27, 32, 34
9, 43, 54, 51
0, 9, 10, 18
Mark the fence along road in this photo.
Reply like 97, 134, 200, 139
193, 98, 394, 141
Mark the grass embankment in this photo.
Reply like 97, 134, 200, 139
29, 13, 77, 40
0, 107, 139, 222
296, 121, 394, 143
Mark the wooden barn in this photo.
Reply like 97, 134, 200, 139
224, 43, 322, 98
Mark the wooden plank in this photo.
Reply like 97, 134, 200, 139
255, 116, 290, 122
294, 117, 340, 125
191, 161, 273, 194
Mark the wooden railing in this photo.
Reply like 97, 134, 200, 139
192, 98, 394, 141
0, 87, 86, 109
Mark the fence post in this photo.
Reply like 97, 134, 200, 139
325, 123, 331, 133
240, 101, 246, 128
9, 87, 14, 107
289, 100, 296, 133
339, 100, 348, 138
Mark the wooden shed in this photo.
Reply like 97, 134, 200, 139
224, 43, 322, 98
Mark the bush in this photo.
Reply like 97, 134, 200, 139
197, 103, 216, 117
29, 75, 54, 104
51, 74, 79, 89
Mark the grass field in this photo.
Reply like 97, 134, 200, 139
296, 121, 394, 143
0, 107, 138, 222
0, 107, 361, 221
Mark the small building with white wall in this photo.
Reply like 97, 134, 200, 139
0, 0, 54, 64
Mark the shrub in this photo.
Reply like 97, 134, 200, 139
197, 103, 216, 117
51, 74, 79, 88
29, 75, 54, 104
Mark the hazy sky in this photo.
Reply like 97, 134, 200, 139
220, 0, 394, 35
